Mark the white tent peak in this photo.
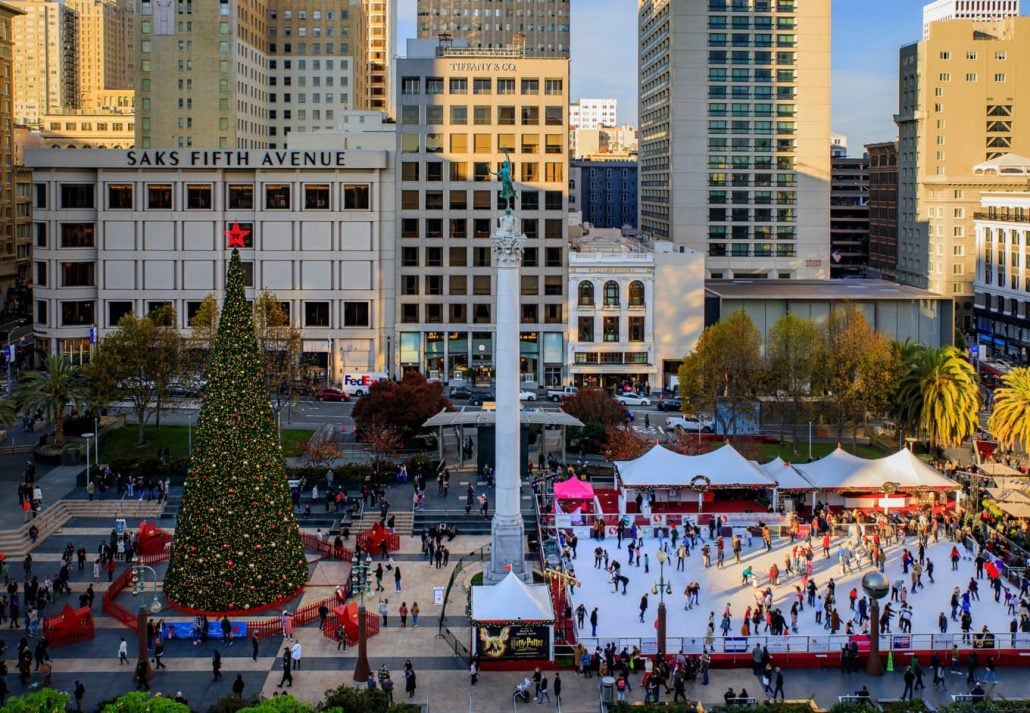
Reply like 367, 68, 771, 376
614, 444, 775, 488
794, 447, 960, 490
470, 571, 555, 622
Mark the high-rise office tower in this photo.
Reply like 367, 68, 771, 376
638, 0, 831, 279
394, 41, 569, 385
416, 0, 570, 57
0, 2, 25, 298
268, 1, 360, 144
136, 0, 391, 149
11, 0, 79, 125
895, 13, 1030, 325
865, 141, 899, 280
829, 152, 869, 278
922, 0, 1019, 38
66, 0, 135, 111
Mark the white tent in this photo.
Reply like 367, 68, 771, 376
759, 457, 815, 491
470, 571, 555, 622
794, 447, 960, 491
614, 444, 775, 488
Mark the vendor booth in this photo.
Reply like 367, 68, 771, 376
470, 571, 555, 665
794, 446, 961, 512
613, 444, 777, 515
553, 476, 597, 527
759, 457, 815, 513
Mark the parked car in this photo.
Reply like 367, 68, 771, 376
165, 382, 195, 397
616, 393, 652, 407
665, 415, 714, 433
546, 386, 578, 402
656, 398, 682, 412
519, 389, 538, 401
314, 386, 350, 402
448, 386, 472, 400
469, 390, 495, 406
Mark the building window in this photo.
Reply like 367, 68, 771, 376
34, 223, 47, 248
401, 304, 419, 324
35, 262, 46, 287
578, 281, 594, 306
603, 281, 620, 307
628, 316, 645, 342
344, 184, 370, 209
228, 184, 254, 209
61, 300, 95, 326
265, 184, 291, 209
60, 224, 95, 248
473, 78, 491, 94
60, 184, 94, 209
343, 301, 369, 327
186, 184, 213, 209
628, 281, 645, 307
578, 316, 594, 342
304, 184, 330, 209
304, 301, 330, 327
108, 301, 133, 327
473, 304, 491, 323
521, 304, 538, 323
107, 184, 133, 209
62, 262, 94, 287
36, 300, 47, 326
603, 316, 619, 342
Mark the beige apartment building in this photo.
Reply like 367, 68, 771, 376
395, 42, 570, 386
66, 0, 134, 111
638, 0, 831, 279
360, 0, 394, 113
895, 16, 1030, 325
0, 2, 25, 302
11, 0, 78, 125
417, 0, 569, 57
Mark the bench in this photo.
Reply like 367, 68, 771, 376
838, 695, 875, 705
725, 697, 757, 706
952, 694, 982, 703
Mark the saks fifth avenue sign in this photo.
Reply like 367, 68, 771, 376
23, 148, 389, 172
126, 150, 349, 168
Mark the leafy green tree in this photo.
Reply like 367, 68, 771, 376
0, 398, 17, 430
894, 345, 979, 449
89, 306, 182, 444
0, 688, 70, 712
15, 355, 88, 448
185, 292, 220, 381
352, 371, 452, 445
254, 290, 302, 420
766, 312, 823, 453
813, 305, 898, 441
678, 309, 762, 434
988, 366, 1030, 451
164, 249, 307, 611
99, 691, 191, 713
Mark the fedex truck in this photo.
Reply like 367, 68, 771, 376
341, 372, 388, 396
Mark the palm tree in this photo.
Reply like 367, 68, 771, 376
15, 356, 89, 448
894, 345, 979, 449
988, 367, 1030, 452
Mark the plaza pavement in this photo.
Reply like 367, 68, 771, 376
3, 459, 1030, 710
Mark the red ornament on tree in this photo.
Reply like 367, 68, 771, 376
224, 221, 250, 248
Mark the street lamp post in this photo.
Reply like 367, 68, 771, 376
862, 571, 890, 676
652, 550, 672, 656
130, 559, 163, 686
808, 421, 813, 461
351, 555, 373, 682
82, 432, 95, 487
544, 567, 582, 639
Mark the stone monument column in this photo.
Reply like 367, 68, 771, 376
485, 212, 527, 583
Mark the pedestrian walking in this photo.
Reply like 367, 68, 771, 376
590, 607, 598, 637
135, 658, 150, 691
212, 650, 222, 681
291, 641, 302, 670
554, 672, 562, 703
395, 566, 402, 592
232, 674, 245, 699
251, 632, 260, 662
772, 667, 785, 701
153, 639, 166, 669
276, 647, 293, 688
399, 602, 408, 628
538, 675, 551, 704
405, 668, 417, 699
379, 598, 389, 626
118, 637, 128, 664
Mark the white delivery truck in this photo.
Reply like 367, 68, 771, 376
341, 372, 388, 397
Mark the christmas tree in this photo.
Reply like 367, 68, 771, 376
165, 249, 308, 612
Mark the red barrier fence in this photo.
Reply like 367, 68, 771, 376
355, 529, 400, 554
299, 532, 353, 562
323, 606, 381, 647
43, 604, 94, 648
102, 565, 137, 629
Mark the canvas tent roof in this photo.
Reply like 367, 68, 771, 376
794, 447, 960, 490
759, 457, 815, 491
614, 444, 775, 488
553, 476, 595, 501
470, 571, 555, 622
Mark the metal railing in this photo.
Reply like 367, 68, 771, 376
436, 543, 490, 660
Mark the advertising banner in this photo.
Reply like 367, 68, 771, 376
476, 624, 551, 660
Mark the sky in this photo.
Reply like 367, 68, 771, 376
396, 1, 940, 155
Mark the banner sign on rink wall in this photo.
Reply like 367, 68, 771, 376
892, 635, 912, 650
476, 624, 551, 660
723, 637, 748, 653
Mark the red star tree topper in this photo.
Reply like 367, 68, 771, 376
224, 221, 250, 249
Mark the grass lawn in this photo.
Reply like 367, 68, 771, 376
99, 425, 313, 461
759, 440, 887, 463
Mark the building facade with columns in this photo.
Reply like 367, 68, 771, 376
974, 189, 1030, 363
567, 231, 704, 392
25, 145, 395, 376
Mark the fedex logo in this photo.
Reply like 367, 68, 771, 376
344, 374, 375, 386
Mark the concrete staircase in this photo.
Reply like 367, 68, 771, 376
0, 499, 166, 558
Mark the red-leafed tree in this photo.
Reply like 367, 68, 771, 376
559, 388, 628, 453
601, 425, 653, 462
351, 371, 452, 445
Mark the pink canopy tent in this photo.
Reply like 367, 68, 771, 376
553, 477, 595, 501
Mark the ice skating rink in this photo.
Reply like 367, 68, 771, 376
569, 531, 1020, 652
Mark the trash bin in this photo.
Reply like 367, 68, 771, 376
61, 446, 80, 466
600, 676, 615, 704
